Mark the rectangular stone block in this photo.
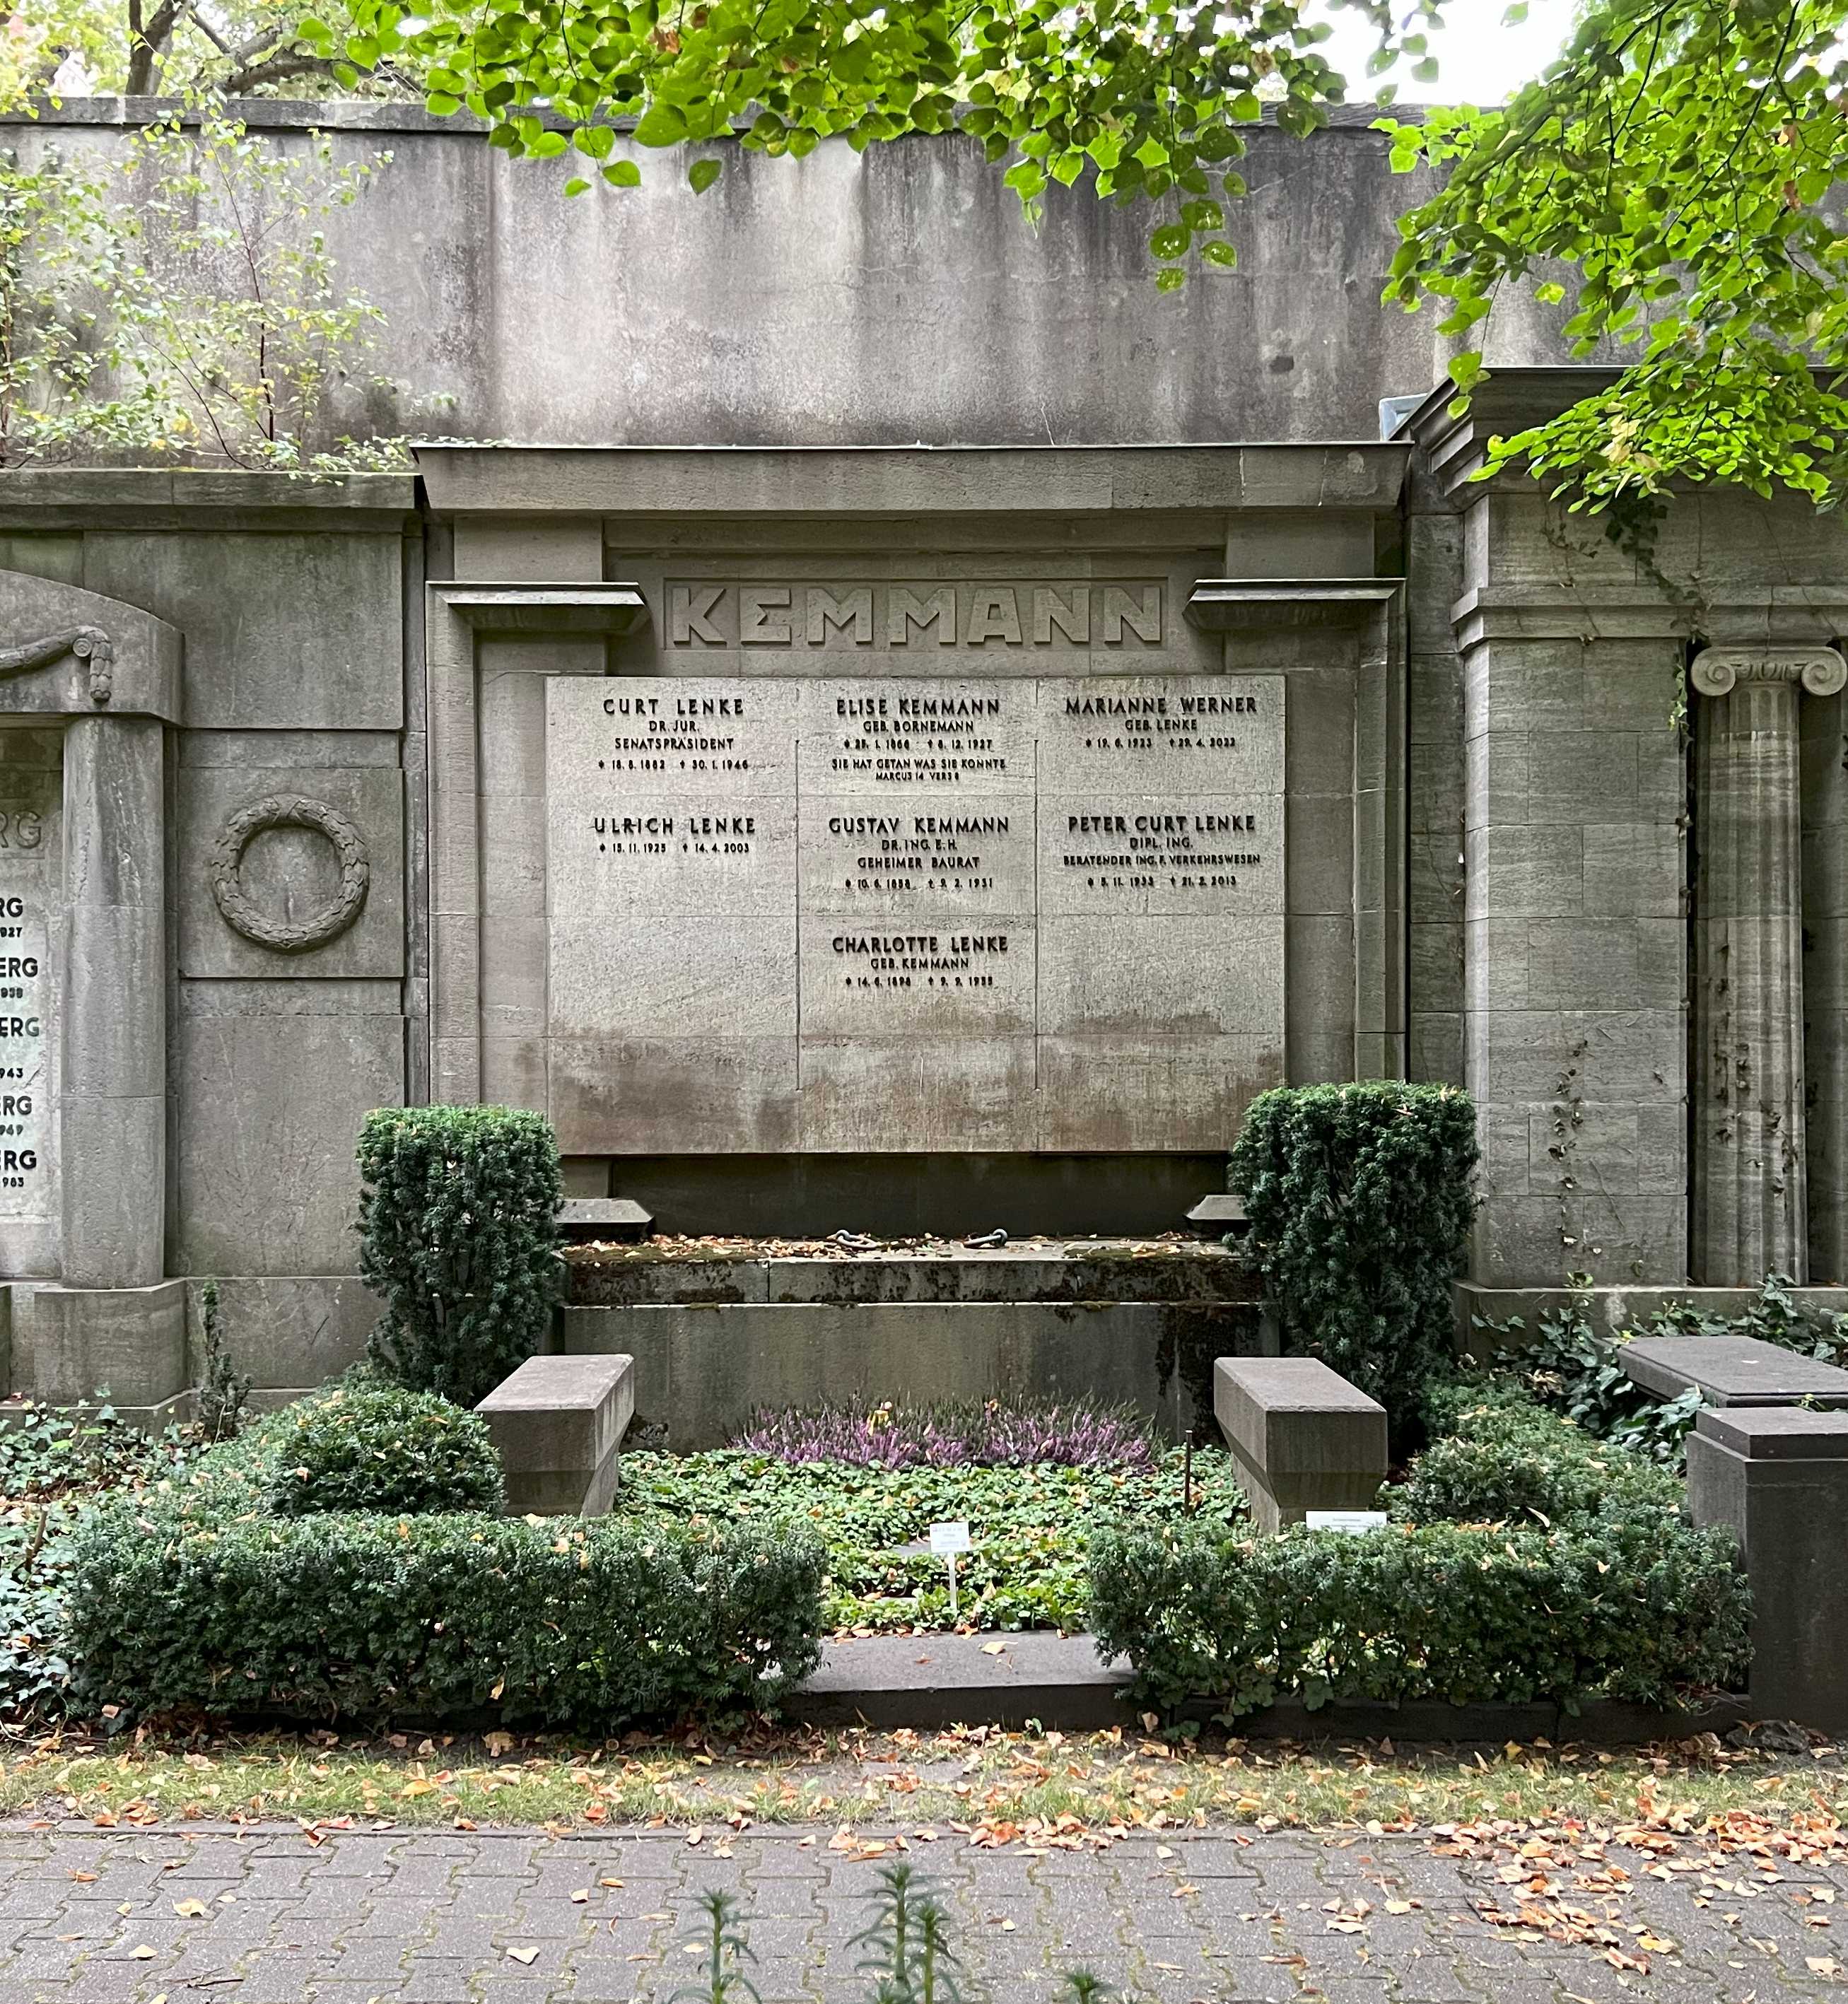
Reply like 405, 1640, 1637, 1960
476, 1352, 635, 1516
564, 1300, 1265, 1448
16, 1278, 187, 1405
1212, 1356, 1388, 1533
1621, 1335, 1848, 1408
1687, 1406, 1848, 1729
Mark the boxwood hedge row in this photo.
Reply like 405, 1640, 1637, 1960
1090, 1385, 1750, 1717
68, 1419, 825, 1727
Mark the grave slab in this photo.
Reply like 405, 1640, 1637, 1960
1619, 1332, 1848, 1407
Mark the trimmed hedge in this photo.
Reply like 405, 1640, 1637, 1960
1088, 1512, 1750, 1717
68, 1424, 826, 1726
358, 1105, 563, 1407
1229, 1082, 1478, 1434
1395, 1381, 1683, 1528
264, 1385, 505, 1518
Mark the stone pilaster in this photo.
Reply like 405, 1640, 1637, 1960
1691, 646, 1847, 1285
59, 714, 166, 1289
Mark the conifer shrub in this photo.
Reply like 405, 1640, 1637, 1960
358, 1105, 563, 1406
1396, 1380, 1683, 1528
1229, 1082, 1479, 1432
264, 1383, 504, 1518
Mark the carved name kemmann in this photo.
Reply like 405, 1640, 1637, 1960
546, 673, 1286, 1152
664, 582, 1164, 650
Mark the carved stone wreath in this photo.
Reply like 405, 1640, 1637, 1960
207, 794, 370, 953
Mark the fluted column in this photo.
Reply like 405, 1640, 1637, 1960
1692, 645, 1846, 1284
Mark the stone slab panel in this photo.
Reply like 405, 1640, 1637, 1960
1622, 1333, 1848, 1408
1038, 915, 1284, 1037
563, 1299, 1265, 1448
82, 530, 404, 731
174, 1001, 404, 1276
185, 1275, 379, 1390
801, 796, 1036, 915
797, 1037, 1036, 1152
1034, 675, 1282, 792
1039, 796, 1280, 917
549, 1036, 798, 1155
1036, 1036, 1282, 1152
177, 757, 404, 979
800, 915, 1034, 1038
798, 678, 1036, 794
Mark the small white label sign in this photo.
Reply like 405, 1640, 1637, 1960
928, 1520, 973, 1554
1304, 1510, 1390, 1535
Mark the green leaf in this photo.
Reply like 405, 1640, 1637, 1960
689, 158, 723, 194
602, 159, 643, 187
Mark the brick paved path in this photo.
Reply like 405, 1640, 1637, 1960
0, 1822, 1840, 2004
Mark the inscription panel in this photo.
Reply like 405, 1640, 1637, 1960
0, 742, 59, 1264
544, 673, 1285, 1152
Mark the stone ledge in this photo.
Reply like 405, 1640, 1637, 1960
786, 1632, 1750, 1742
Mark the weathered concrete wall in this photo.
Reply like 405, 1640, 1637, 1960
8, 101, 1601, 452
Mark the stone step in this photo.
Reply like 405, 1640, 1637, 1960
557, 1197, 653, 1243
562, 1298, 1266, 1448
786, 1631, 1746, 1740
565, 1241, 1258, 1308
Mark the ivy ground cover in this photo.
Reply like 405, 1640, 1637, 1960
619, 1448, 1246, 1636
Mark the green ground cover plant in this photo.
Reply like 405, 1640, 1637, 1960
67, 1405, 824, 1728
619, 1447, 1246, 1636
1482, 1272, 1848, 1467
0, 1404, 192, 1720
1229, 1082, 1478, 1436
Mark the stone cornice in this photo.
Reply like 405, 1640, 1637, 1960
414, 443, 1412, 517
1452, 584, 1848, 652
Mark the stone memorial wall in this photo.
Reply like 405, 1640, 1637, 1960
544, 672, 1286, 1154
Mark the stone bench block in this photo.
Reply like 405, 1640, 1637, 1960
475, 1352, 634, 1517
1620, 1334, 1848, 1408
1213, 1356, 1388, 1533
1687, 1405, 1848, 1730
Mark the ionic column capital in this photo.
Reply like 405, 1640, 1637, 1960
1691, 645, 1848, 698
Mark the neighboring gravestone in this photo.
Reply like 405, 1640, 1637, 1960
1213, 1356, 1388, 1533
1619, 1335, 1848, 1407
1686, 1405, 1848, 1730
476, 1352, 636, 1516
544, 673, 1285, 1156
